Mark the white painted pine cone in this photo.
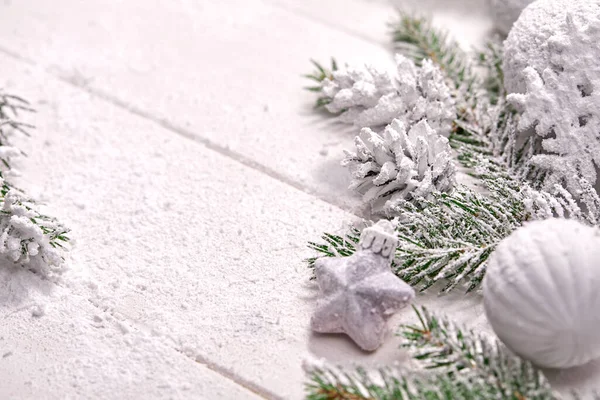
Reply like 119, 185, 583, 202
483, 218, 600, 368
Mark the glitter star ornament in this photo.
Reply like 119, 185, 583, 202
311, 220, 415, 351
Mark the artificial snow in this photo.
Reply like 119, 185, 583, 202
0, 0, 598, 398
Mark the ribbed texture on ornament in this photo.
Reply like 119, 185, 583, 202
483, 218, 600, 368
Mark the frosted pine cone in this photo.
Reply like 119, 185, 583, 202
321, 63, 399, 127
342, 118, 456, 214
321, 55, 455, 136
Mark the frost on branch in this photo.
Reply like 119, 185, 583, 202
0, 91, 69, 277
342, 118, 456, 214
319, 55, 456, 135
0, 182, 68, 277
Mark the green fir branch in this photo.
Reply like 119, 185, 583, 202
307, 169, 527, 292
389, 13, 473, 89
400, 306, 554, 398
476, 38, 505, 105
303, 59, 338, 109
0, 91, 34, 142
0, 89, 70, 272
305, 307, 566, 400
306, 366, 499, 400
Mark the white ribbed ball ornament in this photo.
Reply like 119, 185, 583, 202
483, 218, 600, 369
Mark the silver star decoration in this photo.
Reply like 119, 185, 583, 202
311, 220, 415, 351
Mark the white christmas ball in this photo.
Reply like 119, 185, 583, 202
483, 219, 600, 369
488, 0, 534, 35
503, 0, 600, 94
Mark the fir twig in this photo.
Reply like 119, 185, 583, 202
306, 366, 499, 400
400, 306, 554, 398
304, 59, 338, 108
476, 38, 505, 105
389, 13, 472, 89
0, 89, 70, 275
305, 307, 563, 400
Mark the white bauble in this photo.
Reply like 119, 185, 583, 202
503, 0, 600, 94
483, 219, 600, 369
487, 0, 534, 35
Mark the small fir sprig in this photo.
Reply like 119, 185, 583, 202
305, 306, 562, 400
0, 89, 70, 276
401, 306, 553, 397
304, 59, 339, 109
0, 183, 69, 275
0, 92, 34, 170
390, 14, 473, 90
306, 366, 499, 400
476, 38, 505, 105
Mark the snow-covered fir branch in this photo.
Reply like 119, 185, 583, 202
0, 89, 70, 277
0, 182, 69, 276
476, 38, 505, 106
305, 306, 574, 400
0, 92, 33, 170
308, 146, 597, 292
400, 306, 553, 397
308, 176, 518, 293
390, 13, 473, 91
306, 366, 498, 400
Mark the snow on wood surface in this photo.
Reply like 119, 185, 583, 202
0, 0, 597, 398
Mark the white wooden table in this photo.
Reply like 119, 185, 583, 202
0, 0, 596, 398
